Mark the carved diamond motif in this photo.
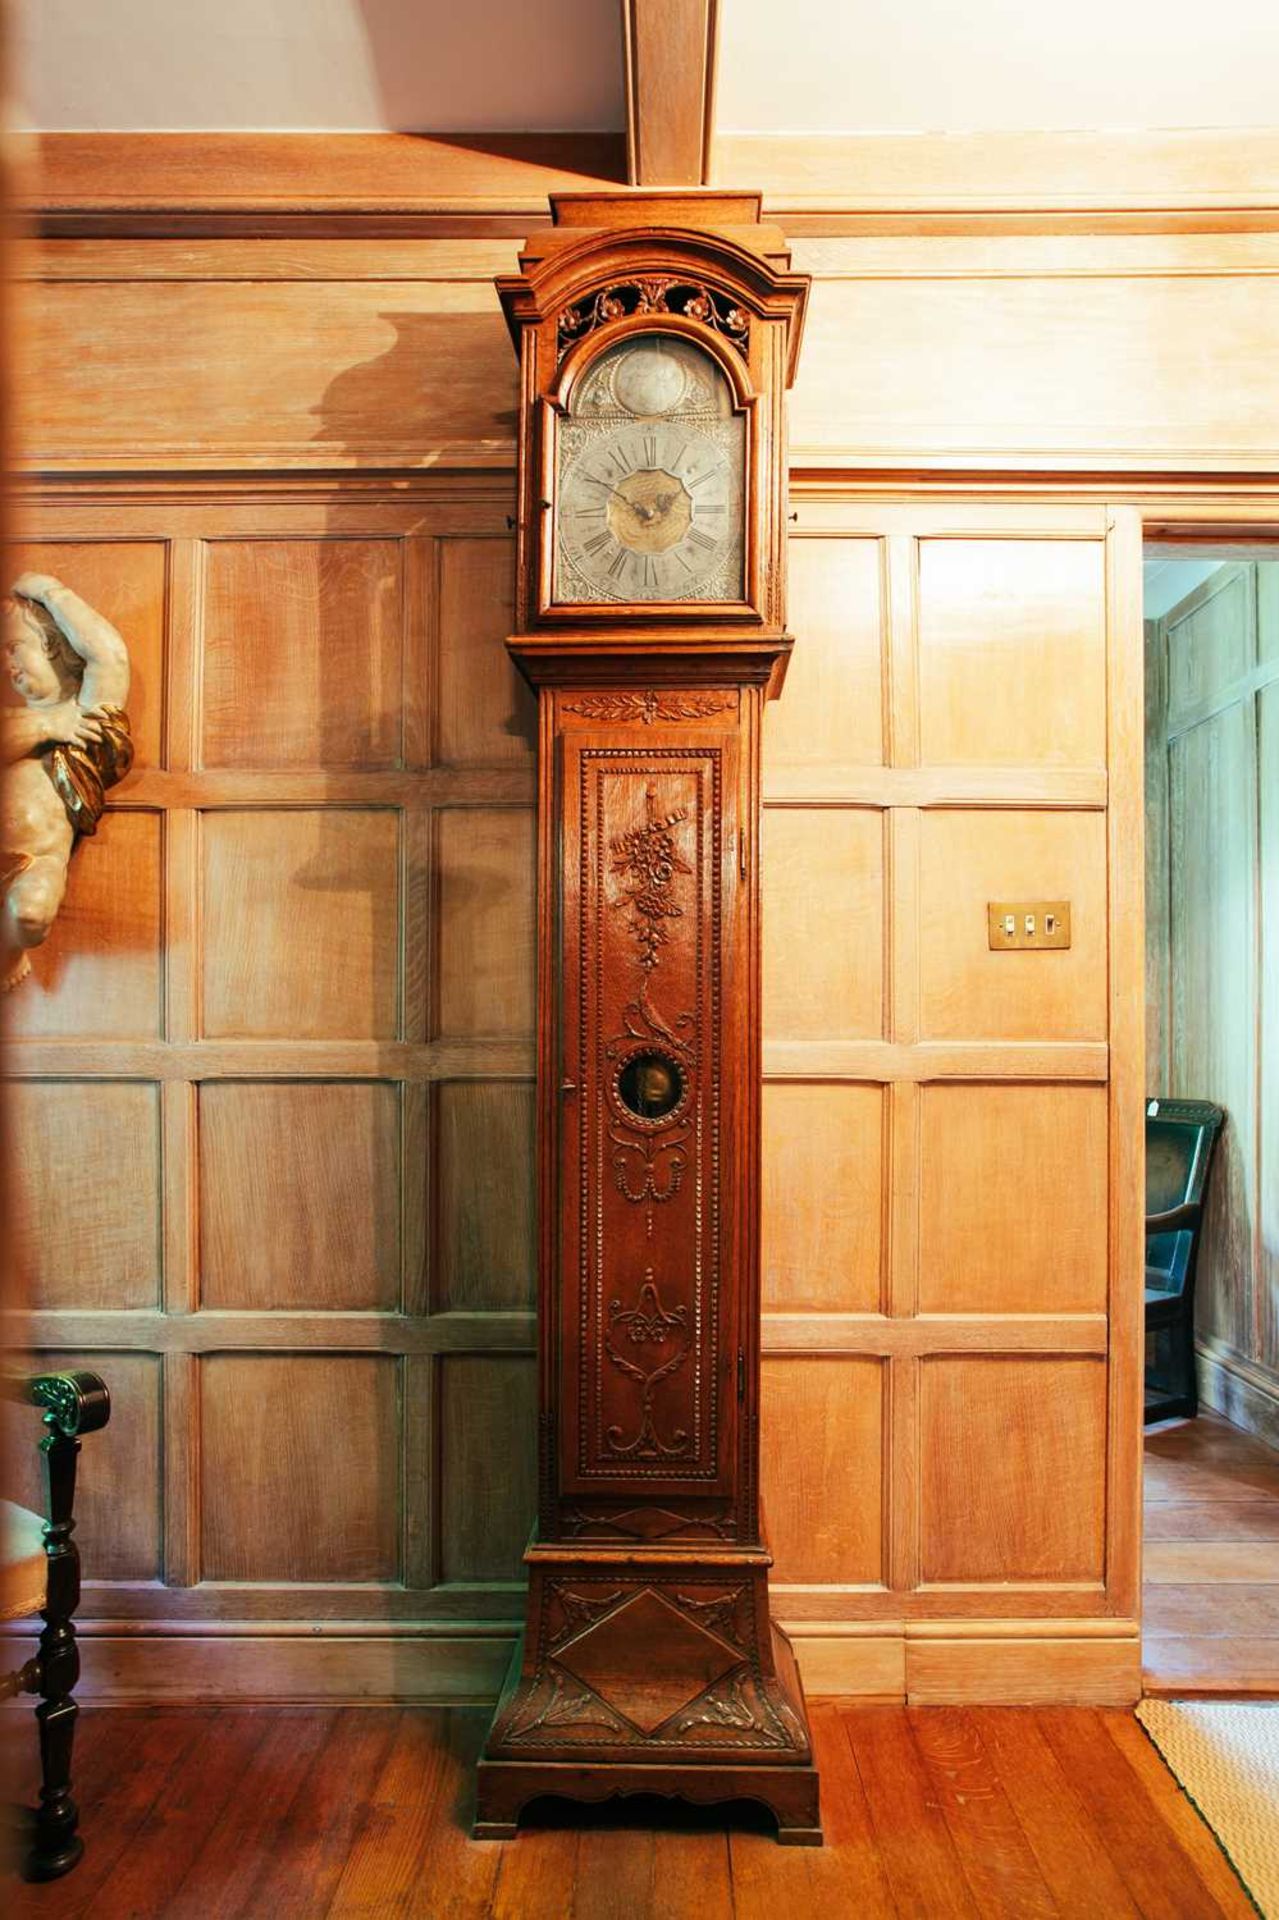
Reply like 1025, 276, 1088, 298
554, 1587, 740, 1735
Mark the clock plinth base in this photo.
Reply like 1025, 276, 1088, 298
475, 1550, 821, 1846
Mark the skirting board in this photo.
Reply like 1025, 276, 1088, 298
1197, 1342, 1279, 1452
1, 1618, 1142, 1707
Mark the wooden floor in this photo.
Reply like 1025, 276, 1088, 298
1144, 1408, 1279, 1693
8, 1701, 1254, 1918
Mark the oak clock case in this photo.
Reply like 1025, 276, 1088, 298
476, 196, 817, 1846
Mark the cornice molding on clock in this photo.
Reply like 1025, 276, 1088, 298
29, 129, 1279, 239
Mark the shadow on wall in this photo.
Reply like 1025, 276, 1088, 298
352, 0, 626, 134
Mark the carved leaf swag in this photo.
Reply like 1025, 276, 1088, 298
673, 1587, 745, 1642
668, 1668, 790, 1748
604, 1275, 691, 1459
557, 278, 750, 359
610, 791, 691, 974
509, 1667, 630, 1743
565, 691, 735, 727
550, 1586, 628, 1650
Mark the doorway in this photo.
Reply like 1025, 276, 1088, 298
1141, 544, 1279, 1692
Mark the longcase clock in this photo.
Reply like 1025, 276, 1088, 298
475, 192, 817, 1845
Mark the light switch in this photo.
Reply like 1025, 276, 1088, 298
987, 900, 1072, 950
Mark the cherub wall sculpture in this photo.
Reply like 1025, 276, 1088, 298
2, 575, 134, 990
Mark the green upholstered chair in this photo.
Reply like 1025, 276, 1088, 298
1144, 1099, 1225, 1424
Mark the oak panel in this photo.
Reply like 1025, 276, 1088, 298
918, 1083, 1108, 1314
762, 1082, 884, 1313
11, 539, 167, 768
1170, 702, 1258, 1358
917, 539, 1106, 768
1166, 564, 1253, 724
920, 1356, 1107, 1582
27, 280, 518, 463
201, 809, 400, 1039
202, 539, 403, 769
766, 536, 884, 777
917, 811, 1108, 1042
1261, 683, 1279, 1370
761, 1356, 885, 1585
433, 809, 536, 1039
762, 809, 884, 1040
6, 1351, 162, 1580
432, 1080, 535, 1313
439, 1356, 537, 1583
5, 810, 163, 1039
436, 536, 533, 767
10, 1080, 161, 1312
201, 1354, 400, 1581
198, 1081, 401, 1311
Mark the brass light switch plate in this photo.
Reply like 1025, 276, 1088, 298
987, 901, 1072, 950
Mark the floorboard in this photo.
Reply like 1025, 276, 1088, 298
1143, 1410, 1279, 1692
6, 1703, 1256, 1918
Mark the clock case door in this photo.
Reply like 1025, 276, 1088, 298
554, 711, 748, 1515
541, 317, 760, 622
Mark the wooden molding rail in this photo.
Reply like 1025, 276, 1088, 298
29, 129, 1279, 238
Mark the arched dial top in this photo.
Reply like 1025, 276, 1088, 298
554, 332, 746, 607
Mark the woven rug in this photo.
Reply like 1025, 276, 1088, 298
1137, 1700, 1279, 1916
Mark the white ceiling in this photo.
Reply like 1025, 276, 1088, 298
19, 0, 626, 132
717, 0, 1279, 135
1143, 560, 1226, 622
20, 0, 1279, 135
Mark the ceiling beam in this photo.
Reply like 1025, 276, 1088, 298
622, 0, 720, 188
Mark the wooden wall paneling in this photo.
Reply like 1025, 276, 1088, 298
761, 1082, 885, 1313
917, 1083, 1109, 1314
5, 1351, 163, 1580
199, 808, 401, 1040
1261, 680, 1279, 1373
402, 1353, 439, 1592
432, 808, 536, 1040
201, 538, 404, 769
431, 1080, 535, 1313
438, 1355, 536, 1584
1144, 615, 1171, 1088
4, 808, 164, 1037
1169, 699, 1258, 1354
761, 1356, 886, 1587
1165, 563, 1254, 726
916, 537, 1107, 768
762, 806, 885, 1040
1153, 553, 1279, 1435
763, 533, 885, 791
9, 1079, 161, 1310
197, 1080, 402, 1311
24, 279, 520, 470
1104, 505, 1146, 1623
435, 535, 533, 767
10, 538, 168, 766
917, 809, 1109, 1042
919, 1356, 1108, 1584
200, 1354, 401, 1582
162, 1349, 200, 1588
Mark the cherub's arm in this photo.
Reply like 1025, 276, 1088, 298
11, 574, 130, 711
1, 703, 105, 764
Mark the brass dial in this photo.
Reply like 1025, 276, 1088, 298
554, 333, 745, 606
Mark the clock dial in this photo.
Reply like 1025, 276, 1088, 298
554, 333, 745, 606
